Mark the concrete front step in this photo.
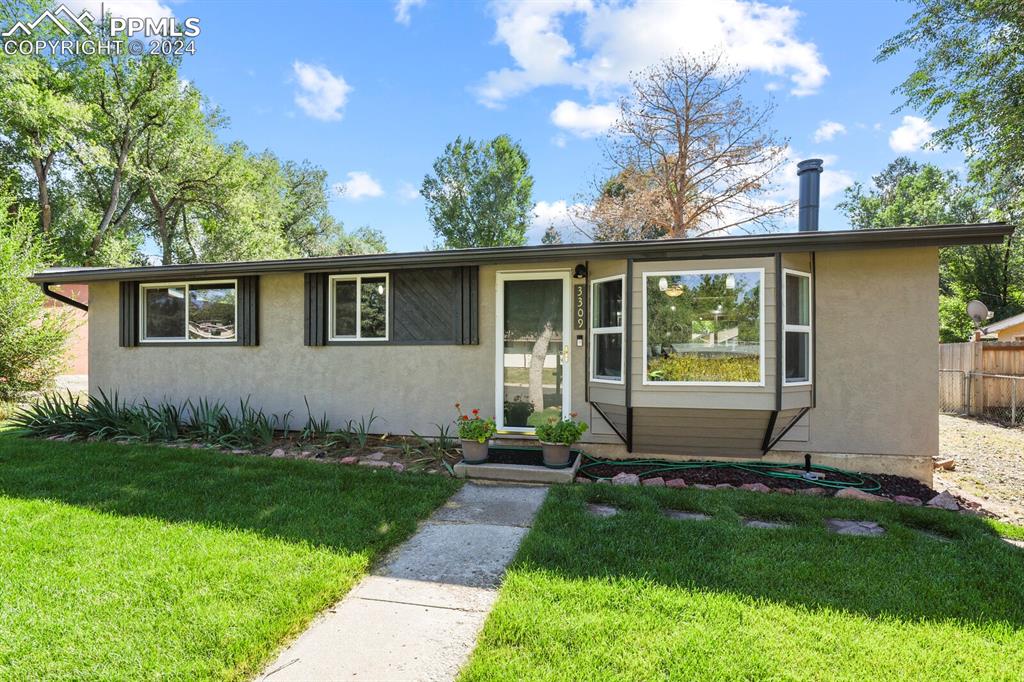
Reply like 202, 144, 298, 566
454, 454, 581, 484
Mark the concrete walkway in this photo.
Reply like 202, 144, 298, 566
260, 483, 548, 682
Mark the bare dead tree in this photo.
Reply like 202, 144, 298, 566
576, 51, 793, 241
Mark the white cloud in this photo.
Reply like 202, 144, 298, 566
813, 120, 846, 143
889, 115, 935, 153
395, 0, 426, 25
292, 61, 351, 122
550, 100, 618, 137
477, 0, 828, 107
334, 172, 385, 200
530, 199, 590, 242
769, 151, 855, 227
397, 181, 421, 201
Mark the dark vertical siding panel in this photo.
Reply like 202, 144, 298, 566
304, 273, 328, 346
238, 276, 259, 346
461, 266, 479, 345
119, 281, 139, 347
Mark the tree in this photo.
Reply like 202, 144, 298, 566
878, 1, 1024, 191
837, 158, 1024, 341
541, 225, 563, 245
421, 135, 533, 248
577, 51, 791, 241
0, 183, 72, 400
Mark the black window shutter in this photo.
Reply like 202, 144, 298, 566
304, 273, 329, 346
238, 276, 260, 346
459, 266, 479, 345
119, 281, 139, 347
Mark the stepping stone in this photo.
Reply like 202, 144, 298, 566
825, 519, 885, 536
742, 518, 792, 530
586, 503, 619, 518
663, 509, 711, 522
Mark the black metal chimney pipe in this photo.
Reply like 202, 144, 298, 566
797, 159, 823, 232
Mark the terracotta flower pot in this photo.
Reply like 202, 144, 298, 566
541, 441, 572, 468
461, 439, 489, 464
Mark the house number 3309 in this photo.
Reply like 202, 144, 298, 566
573, 284, 586, 331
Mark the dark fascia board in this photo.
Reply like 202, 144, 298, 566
28, 222, 1014, 284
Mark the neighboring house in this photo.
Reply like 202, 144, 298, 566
30, 161, 1013, 483
41, 283, 89, 375
984, 312, 1024, 342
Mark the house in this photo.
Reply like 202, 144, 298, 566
984, 312, 1024, 342
30, 160, 1013, 483
41, 283, 89, 377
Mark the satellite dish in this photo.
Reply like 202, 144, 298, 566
967, 300, 992, 327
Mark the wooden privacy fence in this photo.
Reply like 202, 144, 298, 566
939, 342, 1024, 424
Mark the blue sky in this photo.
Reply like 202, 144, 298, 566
92, 0, 956, 253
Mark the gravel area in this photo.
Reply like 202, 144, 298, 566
938, 415, 1024, 524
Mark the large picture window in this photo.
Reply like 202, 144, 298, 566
590, 275, 624, 383
140, 281, 237, 342
329, 273, 389, 341
643, 269, 763, 385
784, 270, 812, 384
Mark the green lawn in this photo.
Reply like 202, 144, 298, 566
0, 432, 459, 680
461, 485, 1024, 681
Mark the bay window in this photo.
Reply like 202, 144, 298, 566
783, 270, 812, 384
643, 269, 763, 385
591, 275, 624, 383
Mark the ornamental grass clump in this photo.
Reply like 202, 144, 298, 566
535, 413, 588, 446
454, 403, 496, 443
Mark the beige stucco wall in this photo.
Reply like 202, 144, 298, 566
89, 261, 620, 443
773, 246, 940, 461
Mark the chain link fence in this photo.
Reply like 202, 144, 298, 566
940, 369, 1024, 426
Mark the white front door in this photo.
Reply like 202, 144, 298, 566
495, 271, 572, 432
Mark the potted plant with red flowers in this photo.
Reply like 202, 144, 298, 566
535, 413, 588, 468
455, 403, 496, 464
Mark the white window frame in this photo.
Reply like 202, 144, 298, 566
328, 273, 390, 342
590, 274, 625, 385
139, 279, 238, 343
783, 268, 813, 386
641, 267, 766, 387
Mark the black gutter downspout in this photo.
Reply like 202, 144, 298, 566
41, 283, 88, 311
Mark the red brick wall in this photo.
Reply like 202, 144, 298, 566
42, 284, 88, 375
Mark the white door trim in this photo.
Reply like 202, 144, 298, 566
495, 270, 572, 433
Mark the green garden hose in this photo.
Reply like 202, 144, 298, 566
577, 456, 882, 492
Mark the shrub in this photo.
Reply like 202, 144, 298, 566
535, 414, 588, 445
0, 187, 72, 401
454, 403, 496, 443
647, 354, 760, 383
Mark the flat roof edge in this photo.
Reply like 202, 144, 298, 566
29, 223, 1014, 284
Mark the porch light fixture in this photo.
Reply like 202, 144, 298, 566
573, 263, 588, 279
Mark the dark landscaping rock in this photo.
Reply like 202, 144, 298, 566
743, 518, 792, 530
642, 477, 666, 487
893, 495, 923, 506
663, 509, 711, 522
587, 503, 619, 518
825, 519, 885, 536
611, 472, 640, 486
926, 491, 960, 511
740, 483, 771, 494
665, 478, 687, 489
835, 488, 891, 503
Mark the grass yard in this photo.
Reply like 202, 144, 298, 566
0, 432, 459, 680
461, 484, 1024, 681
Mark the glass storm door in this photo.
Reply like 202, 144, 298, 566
496, 272, 571, 432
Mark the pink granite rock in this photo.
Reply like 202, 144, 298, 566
575, 476, 592, 484
775, 487, 795, 495
642, 477, 666, 487
798, 486, 827, 496
665, 478, 687, 489
740, 483, 771, 494
611, 472, 640, 486
715, 483, 735, 489
340, 456, 358, 465
391, 462, 405, 473
835, 488, 891, 503
926, 491, 960, 511
892, 495, 923, 506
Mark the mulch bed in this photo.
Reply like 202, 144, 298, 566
579, 459, 939, 502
